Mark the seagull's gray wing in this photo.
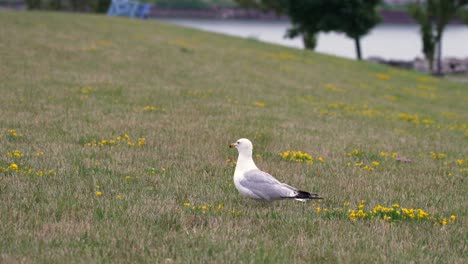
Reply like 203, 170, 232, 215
240, 169, 296, 200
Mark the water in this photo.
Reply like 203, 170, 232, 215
159, 19, 468, 60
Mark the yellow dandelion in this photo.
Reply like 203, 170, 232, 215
379, 151, 389, 157
137, 137, 146, 146
372, 161, 380, 166
450, 215, 456, 221
95, 191, 102, 197
254, 102, 265, 107
184, 202, 191, 207
376, 73, 391, 80
143, 105, 158, 111
9, 163, 18, 170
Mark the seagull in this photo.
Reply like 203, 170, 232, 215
229, 138, 323, 201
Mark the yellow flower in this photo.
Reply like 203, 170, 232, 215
184, 202, 191, 207
372, 161, 380, 166
392, 204, 400, 209
456, 159, 464, 166
143, 105, 158, 111
7, 150, 23, 158
344, 201, 350, 207
95, 191, 102, 197
441, 218, 448, 225
116, 194, 123, 200
347, 149, 360, 156
125, 176, 131, 180
317, 156, 325, 163
217, 204, 223, 210
450, 215, 456, 221
376, 73, 391, 80
431, 152, 445, 160
254, 102, 265, 107
422, 119, 434, 124
349, 211, 357, 220
9, 163, 18, 170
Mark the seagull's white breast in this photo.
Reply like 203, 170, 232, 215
233, 154, 259, 199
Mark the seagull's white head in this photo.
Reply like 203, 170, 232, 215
229, 138, 253, 156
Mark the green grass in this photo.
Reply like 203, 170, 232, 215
0, 10, 467, 263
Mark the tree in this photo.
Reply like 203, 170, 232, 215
409, 0, 468, 75
458, 9, 468, 25
459, 7, 468, 24
235, 0, 381, 60
235, 0, 288, 14
409, 3, 436, 72
287, 0, 382, 60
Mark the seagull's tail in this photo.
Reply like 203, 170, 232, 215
293, 190, 323, 202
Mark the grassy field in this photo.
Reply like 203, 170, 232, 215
0, 11, 466, 263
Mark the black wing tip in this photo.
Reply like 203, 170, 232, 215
296, 191, 324, 200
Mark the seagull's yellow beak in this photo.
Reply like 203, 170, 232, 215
229, 143, 236, 148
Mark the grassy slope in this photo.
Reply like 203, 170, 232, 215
0, 11, 466, 263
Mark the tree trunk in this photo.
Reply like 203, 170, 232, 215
302, 32, 317, 50
354, 37, 362, 60
435, 34, 443, 76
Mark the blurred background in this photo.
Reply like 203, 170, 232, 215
2, 0, 467, 75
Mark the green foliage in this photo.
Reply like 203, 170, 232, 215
153, 0, 209, 9
408, 0, 467, 75
408, 3, 436, 72
236, 0, 382, 59
287, 0, 381, 60
24, 0, 112, 12
458, 7, 468, 24
23, 0, 236, 11
235, 0, 288, 14
24, 0, 41, 9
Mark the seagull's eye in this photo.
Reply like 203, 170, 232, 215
237, 141, 240, 144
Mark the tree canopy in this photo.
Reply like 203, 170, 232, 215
409, 0, 468, 75
236, 0, 382, 60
